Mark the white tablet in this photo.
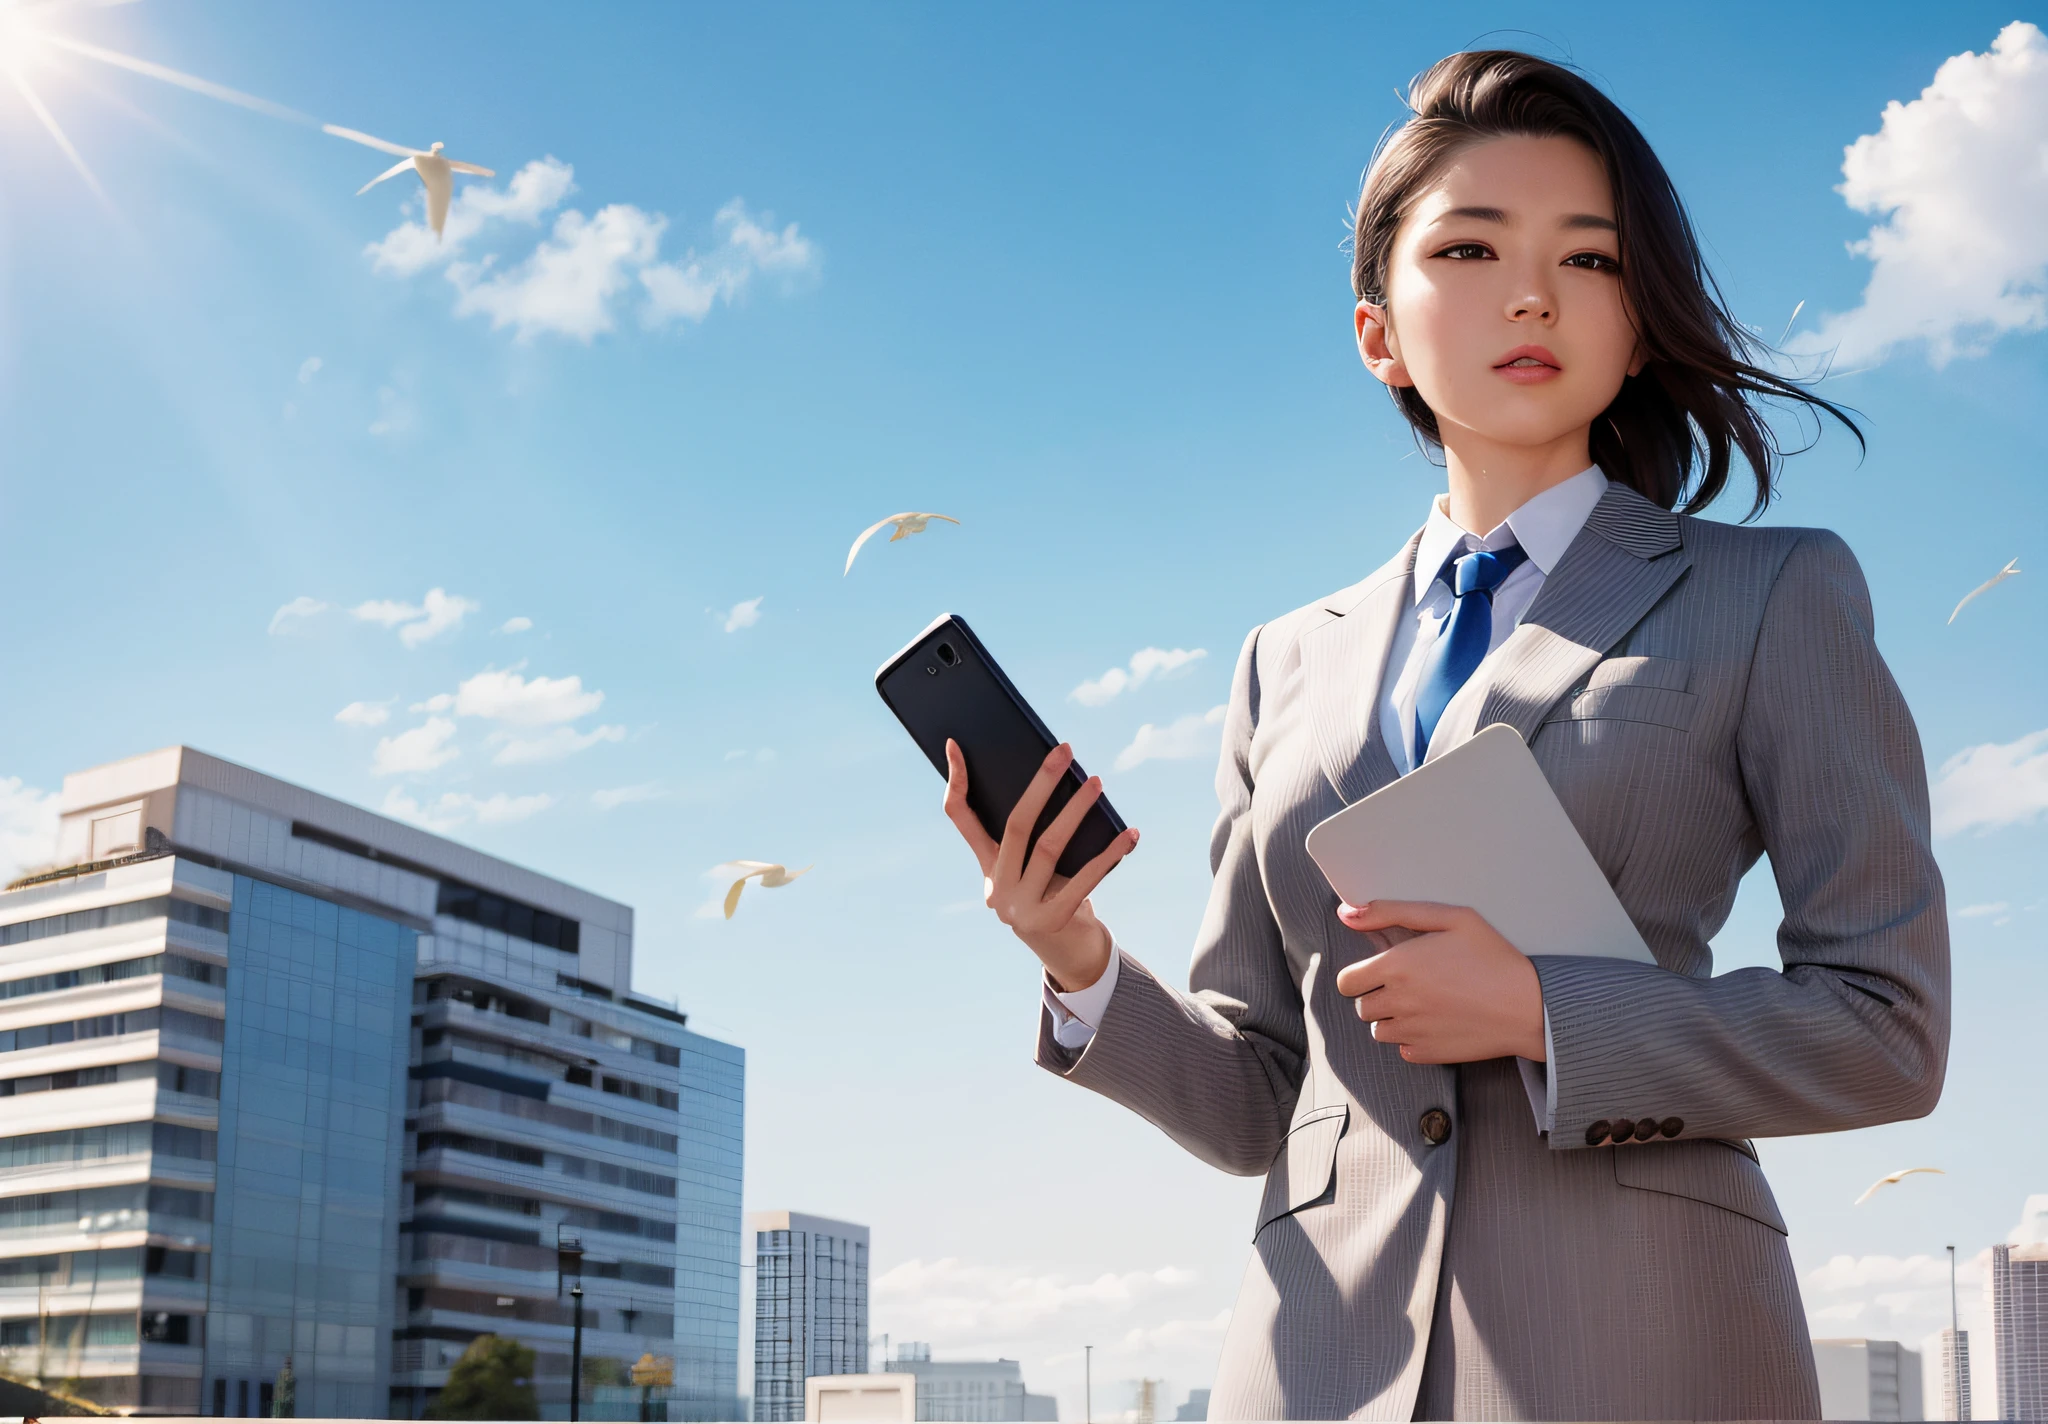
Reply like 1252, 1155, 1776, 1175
1303, 723, 1655, 963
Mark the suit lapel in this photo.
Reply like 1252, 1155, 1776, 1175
1302, 532, 1420, 804
1426, 484, 1692, 759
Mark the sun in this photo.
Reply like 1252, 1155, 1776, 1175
0, 1, 110, 201
0, 0, 318, 207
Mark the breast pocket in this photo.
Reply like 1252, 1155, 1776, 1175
1543, 655, 1697, 733
1253, 1104, 1347, 1240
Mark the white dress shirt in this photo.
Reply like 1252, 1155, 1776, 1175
1043, 467, 1613, 1133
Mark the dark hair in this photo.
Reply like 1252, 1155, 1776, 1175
1352, 50, 1859, 519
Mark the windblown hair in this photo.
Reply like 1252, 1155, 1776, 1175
1352, 51, 1858, 518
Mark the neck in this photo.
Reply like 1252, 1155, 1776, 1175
1438, 420, 1595, 534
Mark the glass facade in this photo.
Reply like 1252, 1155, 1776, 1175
753, 1217, 868, 1422
6, 751, 748, 1418
201, 876, 414, 1419
674, 1033, 745, 1421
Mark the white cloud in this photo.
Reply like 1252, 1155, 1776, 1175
368, 383, 415, 437
381, 787, 553, 832
334, 699, 393, 728
367, 160, 817, 341
412, 693, 456, 714
365, 156, 578, 277
874, 1258, 1199, 1338
592, 782, 666, 810
1957, 901, 2010, 918
721, 596, 763, 633
499, 616, 533, 635
452, 203, 666, 342
372, 718, 461, 777
1930, 727, 2048, 836
352, 588, 480, 648
472, 792, 554, 824
1114, 705, 1226, 772
1072, 647, 1207, 707
452, 667, 604, 725
641, 199, 819, 325
297, 356, 322, 384
1794, 23, 2048, 367
1117, 1308, 1233, 1354
489, 724, 627, 765
0, 776, 60, 884
267, 596, 328, 634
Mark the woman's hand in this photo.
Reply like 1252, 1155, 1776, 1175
1331, 900, 1546, 1064
942, 739, 1140, 993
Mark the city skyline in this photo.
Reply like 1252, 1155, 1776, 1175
2, 1, 2045, 1417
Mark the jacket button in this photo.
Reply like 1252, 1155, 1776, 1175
1659, 1117, 1683, 1138
1609, 1117, 1636, 1143
1418, 1108, 1452, 1145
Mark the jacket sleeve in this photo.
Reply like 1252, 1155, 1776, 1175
1533, 530, 1950, 1148
1034, 625, 1309, 1175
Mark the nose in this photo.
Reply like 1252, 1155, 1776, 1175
1505, 270, 1556, 323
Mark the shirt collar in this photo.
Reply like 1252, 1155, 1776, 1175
1410, 465, 1610, 604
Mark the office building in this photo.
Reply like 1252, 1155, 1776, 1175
752, 1212, 868, 1421
1814, 1339, 1924, 1422
0, 747, 744, 1418
1174, 1388, 1210, 1421
1993, 1241, 2048, 1422
1940, 1327, 1972, 1422
883, 1342, 1057, 1420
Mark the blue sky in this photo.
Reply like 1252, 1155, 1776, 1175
2, 0, 2045, 1413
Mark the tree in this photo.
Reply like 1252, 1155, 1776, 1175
272, 1357, 296, 1418
428, 1335, 539, 1421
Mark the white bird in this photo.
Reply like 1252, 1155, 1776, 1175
325, 124, 494, 239
1854, 1166, 1946, 1206
844, 513, 960, 575
1948, 558, 2020, 625
715, 861, 813, 920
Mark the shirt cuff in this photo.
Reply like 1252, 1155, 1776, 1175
1515, 1008, 1558, 1135
1041, 947, 1122, 1051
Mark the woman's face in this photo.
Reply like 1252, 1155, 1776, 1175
1357, 134, 1643, 453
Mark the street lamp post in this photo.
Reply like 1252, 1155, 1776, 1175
558, 1226, 586, 1423
570, 1286, 586, 1424
1085, 1345, 1092, 1424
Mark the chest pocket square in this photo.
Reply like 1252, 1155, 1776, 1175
1543, 655, 1697, 733
1254, 1103, 1347, 1240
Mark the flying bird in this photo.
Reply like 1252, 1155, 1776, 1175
844, 513, 960, 575
1854, 1166, 1946, 1206
1948, 559, 2020, 625
716, 861, 813, 919
326, 125, 494, 239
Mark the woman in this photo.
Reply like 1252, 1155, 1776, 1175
941, 51, 1949, 1423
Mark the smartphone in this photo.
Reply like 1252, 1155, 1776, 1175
875, 614, 1127, 880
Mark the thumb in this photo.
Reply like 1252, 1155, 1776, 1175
1337, 898, 1470, 934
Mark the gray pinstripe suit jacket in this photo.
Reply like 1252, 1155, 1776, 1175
1037, 482, 1949, 1421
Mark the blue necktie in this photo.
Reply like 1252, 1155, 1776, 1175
1412, 542, 1529, 764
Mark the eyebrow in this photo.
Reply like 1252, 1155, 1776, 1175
1435, 205, 1618, 232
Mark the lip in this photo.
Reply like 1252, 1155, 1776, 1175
1492, 343, 1563, 384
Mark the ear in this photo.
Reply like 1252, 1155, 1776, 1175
1356, 299, 1413, 388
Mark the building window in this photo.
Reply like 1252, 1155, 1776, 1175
0, 895, 228, 948
435, 880, 579, 954
141, 1311, 193, 1344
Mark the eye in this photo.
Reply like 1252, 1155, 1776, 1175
1563, 251, 1621, 273
1430, 241, 1495, 261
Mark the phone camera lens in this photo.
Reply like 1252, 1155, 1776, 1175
936, 642, 958, 666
